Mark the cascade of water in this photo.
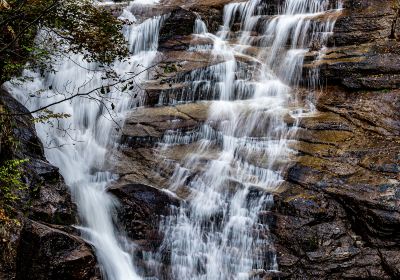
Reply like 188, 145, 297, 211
4, 1, 165, 279
149, 0, 342, 279
194, 17, 208, 34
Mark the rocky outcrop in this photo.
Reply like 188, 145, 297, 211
121, 102, 209, 147
305, 0, 400, 90
110, 0, 400, 279
16, 221, 98, 280
271, 0, 400, 276
110, 184, 179, 250
0, 89, 99, 279
272, 86, 400, 279
329, 0, 399, 47
0, 90, 76, 225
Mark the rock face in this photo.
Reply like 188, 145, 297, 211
309, 0, 400, 90
0, 90, 99, 279
16, 221, 97, 280
273, 87, 400, 279
272, 0, 400, 277
110, 184, 179, 250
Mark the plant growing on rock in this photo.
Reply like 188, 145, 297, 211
0, 159, 28, 207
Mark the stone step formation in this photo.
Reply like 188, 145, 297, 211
2, 0, 399, 279
110, 0, 400, 279
111, 0, 346, 279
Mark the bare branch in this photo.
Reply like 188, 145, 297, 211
0, 61, 160, 116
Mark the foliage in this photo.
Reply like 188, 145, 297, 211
0, 100, 27, 217
0, 0, 129, 83
0, 104, 17, 155
163, 63, 179, 74
33, 109, 71, 123
0, 159, 28, 208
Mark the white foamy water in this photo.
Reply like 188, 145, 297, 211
148, 0, 342, 279
4, 2, 164, 280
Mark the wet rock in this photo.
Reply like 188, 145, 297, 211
16, 220, 98, 280
121, 102, 210, 147
159, 7, 197, 51
272, 84, 400, 279
273, 184, 396, 279
109, 183, 179, 250
303, 0, 400, 90
380, 249, 400, 278
300, 0, 400, 90
1, 90, 95, 277
0, 90, 76, 225
0, 88, 43, 158
316, 87, 400, 136
329, 0, 396, 47
160, 0, 237, 32
310, 42, 400, 90
106, 0, 400, 279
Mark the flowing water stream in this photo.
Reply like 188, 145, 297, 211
5, 1, 163, 279
4, 0, 342, 279
150, 0, 342, 279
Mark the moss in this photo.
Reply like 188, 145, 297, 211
298, 129, 353, 145
284, 193, 318, 203
290, 141, 336, 157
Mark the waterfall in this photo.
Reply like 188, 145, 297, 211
148, 0, 342, 279
3, 1, 164, 280
2, 0, 343, 278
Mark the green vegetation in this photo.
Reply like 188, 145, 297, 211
0, 103, 26, 219
0, 0, 133, 218
0, 0, 129, 84
0, 159, 28, 207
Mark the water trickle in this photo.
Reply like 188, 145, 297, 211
4, 1, 164, 279
149, 0, 342, 279
194, 17, 208, 34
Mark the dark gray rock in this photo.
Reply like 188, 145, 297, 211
16, 220, 99, 280
109, 183, 179, 250
0, 89, 97, 278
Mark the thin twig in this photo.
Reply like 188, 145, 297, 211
1, 62, 160, 116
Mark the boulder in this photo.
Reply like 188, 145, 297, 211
0, 89, 94, 278
0, 89, 76, 225
121, 102, 210, 147
159, 7, 197, 51
109, 183, 179, 250
16, 220, 98, 280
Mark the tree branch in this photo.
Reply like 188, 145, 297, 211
0, 62, 160, 116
